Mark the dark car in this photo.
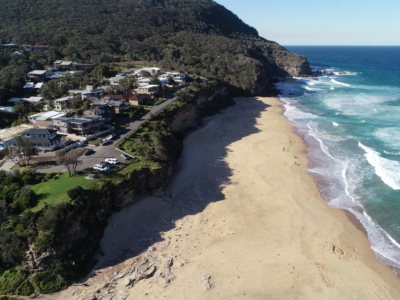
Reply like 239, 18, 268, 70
84, 149, 94, 156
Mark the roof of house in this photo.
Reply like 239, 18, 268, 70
0, 106, 13, 112
28, 70, 48, 75
102, 94, 123, 100
69, 118, 91, 124
23, 82, 35, 88
29, 111, 66, 120
25, 128, 57, 135
60, 61, 73, 66
55, 96, 73, 102
7, 98, 23, 103
53, 117, 71, 122
25, 97, 44, 103
81, 115, 102, 120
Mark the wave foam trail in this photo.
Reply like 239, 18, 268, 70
333, 122, 339, 127
331, 79, 351, 86
359, 142, 400, 190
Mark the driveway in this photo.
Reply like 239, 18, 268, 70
37, 97, 176, 173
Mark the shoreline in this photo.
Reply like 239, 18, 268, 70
43, 96, 400, 300
277, 96, 400, 278
276, 96, 400, 282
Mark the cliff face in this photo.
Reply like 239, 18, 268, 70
25, 86, 233, 284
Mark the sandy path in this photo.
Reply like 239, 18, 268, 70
44, 97, 400, 300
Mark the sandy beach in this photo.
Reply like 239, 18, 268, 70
45, 97, 400, 300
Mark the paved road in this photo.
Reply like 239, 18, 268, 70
37, 98, 175, 173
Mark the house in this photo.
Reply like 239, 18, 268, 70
2, 44, 18, 50
126, 93, 151, 106
92, 98, 131, 114
0, 106, 13, 112
109, 74, 128, 87
23, 82, 45, 89
132, 67, 161, 76
7, 97, 45, 105
68, 85, 104, 100
136, 85, 159, 95
7, 98, 23, 104
60, 61, 73, 68
66, 115, 104, 135
50, 96, 74, 111
102, 94, 124, 101
27, 70, 50, 80
4, 129, 66, 153
28, 111, 66, 125
24, 97, 45, 104
32, 45, 49, 52
83, 107, 114, 122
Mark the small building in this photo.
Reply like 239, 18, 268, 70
67, 115, 104, 135
32, 45, 49, 52
60, 61, 73, 68
136, 85, 159, 95
68, 85, 104, 100
4, 129, 66, 153
27, 70, 50, 80
0, 106, 13, 113
109, 74, 128, 87
7, 98, 23, 104
71, 62, 95, 71
132, 67, 161, 75
92, 98, 131, 114
52, 96, 74, 111
28, 111, 66, 125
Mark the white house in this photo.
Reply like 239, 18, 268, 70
27, 70, 50, 80
109, 74, 128, 87
28, 111, 66, 124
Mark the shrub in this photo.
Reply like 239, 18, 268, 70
0, 267, 30, 295
15, 279, 33, 295
31, 262, 74, 294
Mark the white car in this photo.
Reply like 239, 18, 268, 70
107, 134, 116, 140
105, 158, 119, 165
94, 164, 109, 172
101, 139, 110, 146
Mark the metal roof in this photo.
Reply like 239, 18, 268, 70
28, 70, 48, 75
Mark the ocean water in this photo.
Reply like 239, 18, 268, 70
279, 46, 400, 274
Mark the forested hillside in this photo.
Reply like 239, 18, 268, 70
0, 0, 312, 94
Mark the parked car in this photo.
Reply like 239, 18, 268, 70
116, 130, 123, 135
121, 153, 132, 160
101, 139, 110, 146
105, 158, 119, 164
84, 149, 94, 156
78, 140, 87, 147
107, 134, 116, 140
94, 164, 109, 172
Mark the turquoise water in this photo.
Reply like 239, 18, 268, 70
279, 46, 400, 273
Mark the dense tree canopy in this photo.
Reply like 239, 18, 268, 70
0, 0, 311, 94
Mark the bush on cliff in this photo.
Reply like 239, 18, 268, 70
0, 267, 30, 295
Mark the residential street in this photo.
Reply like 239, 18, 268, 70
36, 98, 175, 173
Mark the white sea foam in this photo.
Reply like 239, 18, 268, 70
359, 142, 400, 190
374, 127, 400, 149
331, 79, 351, 86
333, 122, 339, 127
330, 87, 335, 90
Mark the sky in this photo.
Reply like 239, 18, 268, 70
214, 0, 400, 45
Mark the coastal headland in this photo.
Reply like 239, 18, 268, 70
44, 97, 400, 300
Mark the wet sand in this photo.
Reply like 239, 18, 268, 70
45, 97, 400, 300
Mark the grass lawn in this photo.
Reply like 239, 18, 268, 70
30, 172, 97, 212
88, 133, 110, 146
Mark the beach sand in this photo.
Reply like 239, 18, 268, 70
46, 97, 400, 300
